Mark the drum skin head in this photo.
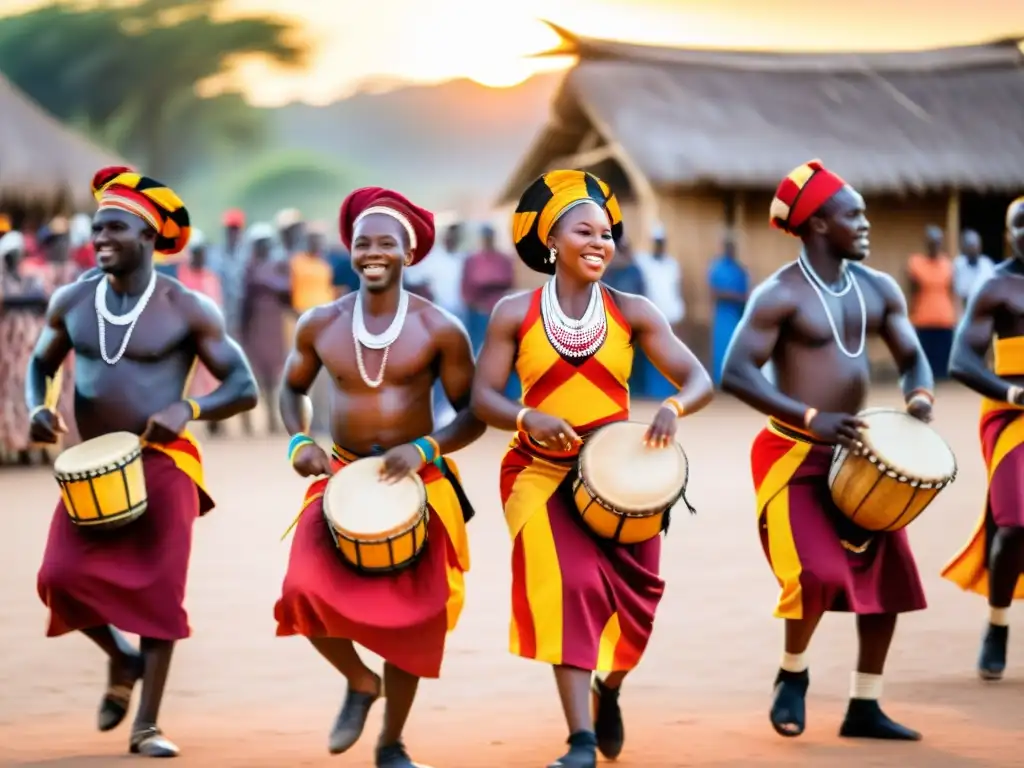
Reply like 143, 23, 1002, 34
54, 431, 142, 475
580, 421, 688, 510
324, 457, 426, 536
856, 408, 957, 482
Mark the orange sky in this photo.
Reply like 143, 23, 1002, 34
3, 0, 1024, 104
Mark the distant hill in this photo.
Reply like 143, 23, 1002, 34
265, 72, 562, 211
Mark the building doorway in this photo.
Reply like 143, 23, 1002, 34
960, 192, 1018, 262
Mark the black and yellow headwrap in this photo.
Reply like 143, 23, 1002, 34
91, 166, 191, 256
511, 169, 624, 274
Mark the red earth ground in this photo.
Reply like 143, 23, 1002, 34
1, 387, 1022, 767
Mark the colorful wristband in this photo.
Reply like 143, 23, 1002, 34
287, 433, 316, 464
411, 436, 438, 465
185, 398, 201, 420
424, 435, 440, 458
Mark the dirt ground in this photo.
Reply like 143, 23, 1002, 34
1, 386, 1022, 767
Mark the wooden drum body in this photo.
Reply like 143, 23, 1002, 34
828, 408, 957, 533
53, 431, 148, 529
572, 421, 689, 544
323, 457, 429, 573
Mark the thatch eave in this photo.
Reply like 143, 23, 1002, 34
504, 29, 1024, 199
0, 72, 125, 211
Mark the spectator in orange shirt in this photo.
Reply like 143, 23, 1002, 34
907, 225, 957, 379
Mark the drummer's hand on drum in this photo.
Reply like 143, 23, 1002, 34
142, 401, 193, 444
905, 397, 934, 423
28, 407, 67, 444
292, 443, 332, 477
643, 405, 677, 449
522, 410, 581, 452
380, 444, 424, 484
808, 411, 868, 450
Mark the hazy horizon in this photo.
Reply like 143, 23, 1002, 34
2, 0, 1023, 106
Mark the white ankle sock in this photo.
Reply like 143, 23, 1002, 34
850, 672, 883, 700
781, 651, 808, 673
990, 607, 1010, 627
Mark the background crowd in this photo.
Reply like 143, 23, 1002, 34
0, 202, 1002, 467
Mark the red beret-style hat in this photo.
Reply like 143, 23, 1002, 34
769, 159, 847, 236
338, 187, 436, 265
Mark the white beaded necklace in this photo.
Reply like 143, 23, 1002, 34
797, 252, 866, 359
352, 289, 409, 388
540, 277, 607, 359
94, 270, 158, 366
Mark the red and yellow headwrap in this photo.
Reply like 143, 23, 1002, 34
512, 169, 624, 274
91, 166, 191, 255
338, 187, 436, 265
769, 159, 848, 236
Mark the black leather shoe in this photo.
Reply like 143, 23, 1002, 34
548, 730, 597, 768
592, 677, 624, 758
839, 698, 921, 740
376, 740, 429, 767
979, 623, 1009, 681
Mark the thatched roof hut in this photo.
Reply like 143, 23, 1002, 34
0, 71, 124, 213
499, 28, 1024, 365
501, 27, 1024, 200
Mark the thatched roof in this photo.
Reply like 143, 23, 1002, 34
0, 71, 124, 209
500, 28, 1024, 201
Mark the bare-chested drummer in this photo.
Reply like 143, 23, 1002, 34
273, 187, 484, 768
943, 197, 1024, 680
722, 159, 934, 741
27, 166, 258, 758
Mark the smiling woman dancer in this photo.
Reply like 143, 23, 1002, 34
471, 170, 714, 768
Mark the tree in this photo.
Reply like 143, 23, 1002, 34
0, 0, 306, 181
224, 150, 366, 227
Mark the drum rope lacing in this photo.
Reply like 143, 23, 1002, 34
352, 289, 409, 388
797, 251, 866, 359
94, 270, 158, 366
540, 277, 607, 358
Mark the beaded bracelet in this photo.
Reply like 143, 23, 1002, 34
185, 398, 201, 420
287, 433, 316, 464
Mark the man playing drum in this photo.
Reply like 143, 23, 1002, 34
722, 160, 935, 742
27, 166, 259, 758
273, 187, 484, 768
471, 170, 714, 768
943, 197, 1024, 680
